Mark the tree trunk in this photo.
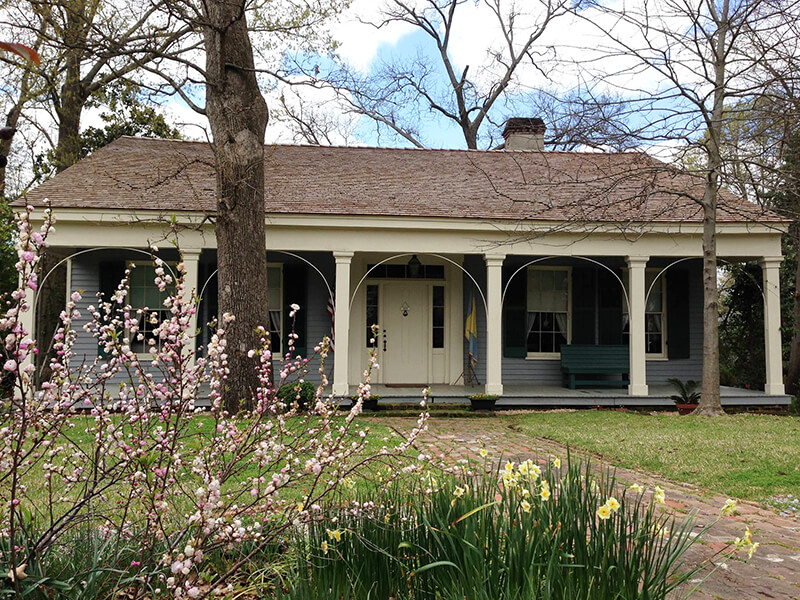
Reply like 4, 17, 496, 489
695, 198, 724, 415
693, 0, 729, 417
53, 48, 87, 172
785, 234, 800, 396
203, 0, 270, 413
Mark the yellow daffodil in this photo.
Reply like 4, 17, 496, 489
748, 542, 760, 559
518, 461, 530, 476
479, 448, 488, 458
531, 464, 541, 479
606, 496, 620, 512
628, 483, 644, 494
326, 528, 342, 542
453, 486, 466, 498
721, 498, 737, 516
521, 499, 532, 513
320, 541, 329, 555
597, 504, 611, 520
743, 526, 753, 545
502, 470, 518, 488
504, 461, 515, 473
552, 457, 561, 469
540, 488, 551, 501
654, 486, 665, 504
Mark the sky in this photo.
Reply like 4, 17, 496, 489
87, 0, 760, 156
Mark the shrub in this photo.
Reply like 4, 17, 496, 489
0, 204, 430, 599
277, 381, 317, 411
286, 452, 755, 600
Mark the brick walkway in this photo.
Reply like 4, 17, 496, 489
369, 416, 800, 600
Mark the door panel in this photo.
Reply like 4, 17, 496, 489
381, 282, 429, 384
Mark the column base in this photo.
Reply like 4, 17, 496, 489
764, 383, 785, 396
333, 382, 349, 397
628, 383, 649, 396
484, 383, 504, 396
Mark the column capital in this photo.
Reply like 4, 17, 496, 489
333, 251, 354, 262
625, 256, 650, 267
484, 253, 506, 266
180, 249, 203, 259
759, 256, 783, 269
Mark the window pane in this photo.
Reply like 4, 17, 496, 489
433, 285, 444, 306
267, 267, 281, 307
529, 269, 568, 312
433, 328, 444, 348
527, 330, 541, 353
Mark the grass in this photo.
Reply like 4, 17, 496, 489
17, 412, 402, 509
504, 410, 800, 503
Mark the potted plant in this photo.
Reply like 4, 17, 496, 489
667, 378, 700, 415
469, 393, 499, 411
352, 394, 381, 411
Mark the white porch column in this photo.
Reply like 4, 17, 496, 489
18, 273, 35, 375
626, 256, 649, 396
333, 251, 353, 397
484, 254, 505, 396
761, 257, 785, 396
181, 250, 202, 366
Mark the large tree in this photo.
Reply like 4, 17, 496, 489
153, 0, 345, 411
1, 0, 192, 174
200, 0, 270, 413
579, 0, 797, 415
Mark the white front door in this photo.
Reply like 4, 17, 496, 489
381, 282, 430, 384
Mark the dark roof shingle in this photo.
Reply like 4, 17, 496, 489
23, 136, 782, 224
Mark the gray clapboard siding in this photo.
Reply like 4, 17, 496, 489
297, 256, 335, 385
69, 254, 102, 365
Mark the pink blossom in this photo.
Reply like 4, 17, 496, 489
3, 359, 17, 372
21, 250, 35, 262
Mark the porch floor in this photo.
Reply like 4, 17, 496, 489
351, 384, 790, 407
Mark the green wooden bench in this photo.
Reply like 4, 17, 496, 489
560, 344, 630, 389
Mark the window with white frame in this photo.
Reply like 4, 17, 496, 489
526, 267, 570, 354
622, 270, 666, 356
128, 262, 176, 352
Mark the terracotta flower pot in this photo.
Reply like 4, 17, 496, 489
675, 403, 698, 415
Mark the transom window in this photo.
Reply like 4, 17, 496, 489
527, 268, 570, 355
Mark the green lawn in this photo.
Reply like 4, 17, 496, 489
18, 413, 401, 510
504, 411, 800, 503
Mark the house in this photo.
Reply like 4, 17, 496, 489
20, 119, 789, 406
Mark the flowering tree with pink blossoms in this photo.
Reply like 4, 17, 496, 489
0, 203, 429, 599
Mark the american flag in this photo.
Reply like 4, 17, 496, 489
326, 295, 335, 352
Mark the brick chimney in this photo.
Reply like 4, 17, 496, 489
502, 117, 546, 151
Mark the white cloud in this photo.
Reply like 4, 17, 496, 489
332, 0, 418, 71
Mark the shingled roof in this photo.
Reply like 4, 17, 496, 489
24, 136, 783, 224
